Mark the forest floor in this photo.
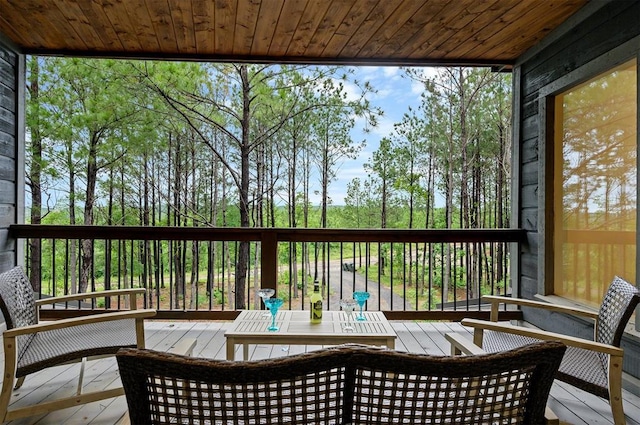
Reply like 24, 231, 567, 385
141, 258, 416, 312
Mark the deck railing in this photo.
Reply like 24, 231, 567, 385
10, 225, 526, 321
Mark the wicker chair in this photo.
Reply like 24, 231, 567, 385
0, 266, 156, 422
458, 276, 640, 425
117, 341, 566, 424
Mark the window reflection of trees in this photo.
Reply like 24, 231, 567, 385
557, 60, 637, 305
562, 62, 636, 228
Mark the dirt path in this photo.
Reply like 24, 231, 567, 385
324, 259, 415, 312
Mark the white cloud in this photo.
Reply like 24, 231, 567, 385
410, 79, 424, 95
356, 66, 381, 77
383, 67, 400, 78
339, 79, 361, 102
375, 88, 392, 98
369, 115, 396, 139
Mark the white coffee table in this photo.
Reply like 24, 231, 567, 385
225, 310, 397, 360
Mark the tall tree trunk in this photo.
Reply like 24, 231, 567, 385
253, 142, 264, 309
442, 102, 456, 304
80, 131, 101, 293
303, 141, 311, 291
172, 135, 184, 309
235, 65, 252, 310
142, 151, 153, 307
496, 123, 506, 285
207, 146, 219, 297
189, 146, 196, 309
27, 58, 42, 292
104, 166, 114, 307
68, 146, 78, 294
120, 165, 130, 303
288, 132, 299, 299
221, 159, 233, 309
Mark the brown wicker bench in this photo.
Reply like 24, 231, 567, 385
117, 341, 565, 424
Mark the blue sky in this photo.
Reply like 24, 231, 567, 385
325, 66, 435, 206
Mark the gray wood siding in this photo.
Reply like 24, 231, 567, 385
518, 0, 640, 285
0, 39, 19, 271
515, 0, 640, 385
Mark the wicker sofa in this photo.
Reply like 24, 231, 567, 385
117, 341, 565, 424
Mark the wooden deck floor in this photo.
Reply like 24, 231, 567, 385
3, 320, 640, 425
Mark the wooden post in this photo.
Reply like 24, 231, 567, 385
490, 300, 499, 322
261, 231, 278, 291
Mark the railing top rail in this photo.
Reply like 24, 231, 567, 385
10, 224, 526, 243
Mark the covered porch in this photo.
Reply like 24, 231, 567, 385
1, 0, 640, 424
2, 321, 639, 425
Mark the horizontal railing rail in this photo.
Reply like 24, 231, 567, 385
10, 225, 526, 321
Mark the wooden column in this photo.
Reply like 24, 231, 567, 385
261, 230, 278, 291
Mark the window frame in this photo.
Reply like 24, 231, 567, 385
538, 38, 639, 327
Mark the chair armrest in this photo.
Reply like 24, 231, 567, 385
445, 332, 486, 355
483, 295, 599, 320
4, 309, 156, 338
461, 318, 623, 357
36, 288, 147, 307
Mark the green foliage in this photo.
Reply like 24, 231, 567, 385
25, 58, 512, 303
197, 288, 224, 307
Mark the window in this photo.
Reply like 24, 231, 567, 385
553, 59, 637, 308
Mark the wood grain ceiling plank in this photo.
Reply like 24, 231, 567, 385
250, 0, 282, 54
74, 1, 124, 51
71, 2, 123, 52
52, 1, 104, 51
441, 0, 532, 60
215, 0, 238, 53
308, 0, 369, 58
192, 0, 215, 53
122, 0, 161, 52
356, 0, 426, 58
286, 0, 333, 56
407, 0, 501, 60
0, 0, 589, 64
456, 0, 571, 61
15, 0, 81, 51
0, 10, 48, 49
320, 0, 379, 57
101, 0, 144, 51
338, 1, 402, 58
268, 0, 308, 56
145, 0, 179, 52
233, 0, 261, 55
369, 0, 450, 59
486, 0, 586, 57
168, 1, 197, 53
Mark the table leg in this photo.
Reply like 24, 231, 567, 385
387, 338, 396, 350
226, 337, 235, 360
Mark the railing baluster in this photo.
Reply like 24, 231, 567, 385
12, 225, 523, 320
51, 238, 56, 301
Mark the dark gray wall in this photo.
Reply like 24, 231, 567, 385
514, 0, 640, 381
0, 38, 22, 271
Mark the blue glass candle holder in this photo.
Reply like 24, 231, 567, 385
353, 291, 370, 321
264, 298, 283, 331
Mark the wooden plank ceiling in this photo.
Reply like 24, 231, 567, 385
0, 0, 588, 67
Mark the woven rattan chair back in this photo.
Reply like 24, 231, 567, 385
117, 341, 566, 425
594, 276, 640, 368
0, 268, 155, 423
0, 266, 37, 330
